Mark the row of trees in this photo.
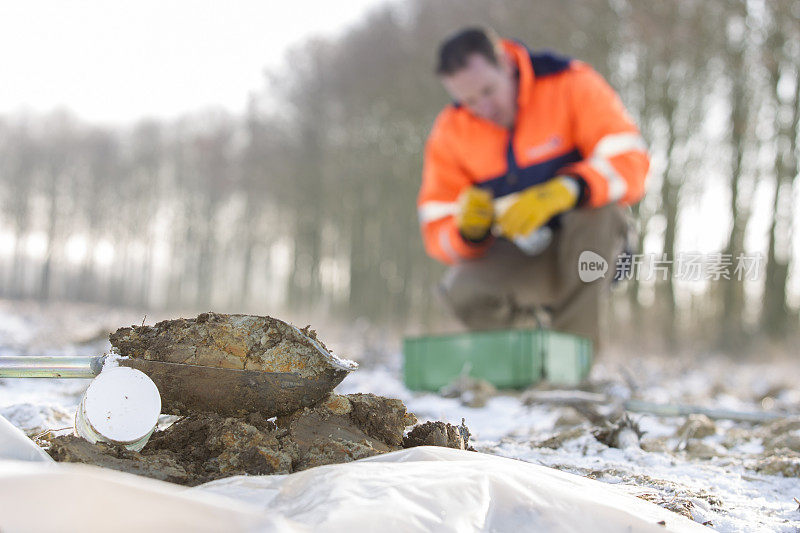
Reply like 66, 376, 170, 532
0, 0, 797, 352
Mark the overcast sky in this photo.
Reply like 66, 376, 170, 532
0, 0, 387, 126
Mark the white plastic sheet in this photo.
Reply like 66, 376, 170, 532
197, 447, 710, 532
1, 411, 710, 533
0, 460, 287, 533
0, 413, 52, 462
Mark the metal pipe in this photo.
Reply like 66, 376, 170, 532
0, 355, 104, 378
623, 399, 788, 423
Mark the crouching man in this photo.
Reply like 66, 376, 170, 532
417, 28, 650, 349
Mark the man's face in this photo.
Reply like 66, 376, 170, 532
441, 52, 517, 129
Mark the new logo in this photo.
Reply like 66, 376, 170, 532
578, 251, 608, 282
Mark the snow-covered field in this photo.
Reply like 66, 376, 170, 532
1, 300, 799, 532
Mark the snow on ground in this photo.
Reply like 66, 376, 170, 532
336, 360, 800, 532
1, 300, 799, 532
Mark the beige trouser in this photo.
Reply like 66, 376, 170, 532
438, 204, 629, 350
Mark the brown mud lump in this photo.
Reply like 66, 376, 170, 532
48, 435, 190, 485
277, 393, 418, 470
403, 421, 471, 450
347, 393, 418, 447
46, 393, 472, 487
109, 312, 356, 378
147, 414, 295, 477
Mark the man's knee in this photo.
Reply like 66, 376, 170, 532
439, 266, 515, 330
563, 204, 628, 238
549, 204, 628, 305
558, 204, 629, 266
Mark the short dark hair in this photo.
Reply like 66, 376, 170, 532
436, 27, 502, 76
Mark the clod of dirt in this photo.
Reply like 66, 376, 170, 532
722, 427, 758, 449
110, 313, 359, 417
48, 435, 190, 484
763, 432, 800, 453
755, 419, 800, 453
754, 450, 800, 477
109, 313, 356, 378
762, 418, 800, 436
640, 436, 670, 453
403, 420, 471, 450
346, 393, 417, 447
47, 393, 445, 486
49, 415, 293, 486
552, 408, 586, 429
277, 393, 417, 470
677, 414, 716, 441
149, 414, 295, 478
684, 440, 727, 459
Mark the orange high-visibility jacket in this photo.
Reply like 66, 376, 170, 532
417, 39, 650, 265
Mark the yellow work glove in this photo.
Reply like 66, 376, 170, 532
496, 176, 579, 239
456, 186, 494, 241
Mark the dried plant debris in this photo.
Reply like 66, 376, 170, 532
588, 471, 724, 523
47, 393, 469, 486
592, 414, 643, 449
535, 426, 587, 449
636, 491, 695, 520
109, 312, 356, 378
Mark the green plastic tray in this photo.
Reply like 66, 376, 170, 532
403, 328, 592, 391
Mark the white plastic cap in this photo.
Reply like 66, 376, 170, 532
79, 366, 161, 447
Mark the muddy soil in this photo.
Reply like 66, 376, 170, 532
403, 421, 472, 450
48, 436, 191, 484
109, 313, 354, 378
47, 393, 469, 486
47, 313, 471, 485
109, 313, 358, 418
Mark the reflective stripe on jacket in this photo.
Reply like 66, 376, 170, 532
417, 39, 650, 264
